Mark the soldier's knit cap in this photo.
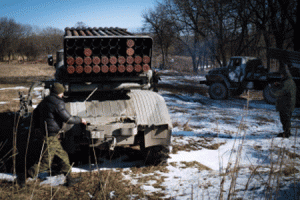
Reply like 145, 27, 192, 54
51, 82, 65, 94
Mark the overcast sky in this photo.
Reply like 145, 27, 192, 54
1, 0, 158, 31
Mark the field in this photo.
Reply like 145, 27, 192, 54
1, 62, 300, 199
0, 62, 55, 112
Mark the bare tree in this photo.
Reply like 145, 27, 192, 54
142, 3, 177, 69
249, 0, 295, 50
165, 0, 209, 72
74, 21, 88, 29
17, 36, 40, 61
277, 0, 299, 51
164, 0, 237, 71
0, 17, 26, 61
40, 27, 64, 54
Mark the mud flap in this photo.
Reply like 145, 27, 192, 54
141, 125, 171, 165
144, 125, 171, 148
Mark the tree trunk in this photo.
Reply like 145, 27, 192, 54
294, 0, 300, 51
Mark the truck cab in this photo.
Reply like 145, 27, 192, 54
200, 56, 267, 100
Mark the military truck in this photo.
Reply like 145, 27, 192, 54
199, 48, 300, 104
26, 27, 172, 165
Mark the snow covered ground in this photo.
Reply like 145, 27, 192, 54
151, 71, 300, 199
1, 70, 300, 199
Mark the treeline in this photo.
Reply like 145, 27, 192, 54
1, 0, 299, 72
0, 17, 63, 62
142, 0, 299, 72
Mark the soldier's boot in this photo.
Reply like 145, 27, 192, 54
16, 173, 26, 188
277, 131, 291, 138
65, 174, 82, 187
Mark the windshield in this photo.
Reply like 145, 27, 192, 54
228, 58, 241, 71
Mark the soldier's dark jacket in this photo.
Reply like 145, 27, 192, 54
273, 73, 297, 112
33, 93, 81, 136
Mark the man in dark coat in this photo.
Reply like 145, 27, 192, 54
273, 66, 296, 138
151, 69, 161, 92
18, 82, 86, 187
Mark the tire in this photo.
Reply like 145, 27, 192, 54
231, 88, 244, 97
263, 84, 278, 104
208, 83, 228, 100
140, 144, 170, 166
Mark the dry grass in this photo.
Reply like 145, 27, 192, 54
152, 55, 196, 73
179, 161, 212, 171
255, 116, 276, 123
199, 142, 226, 150
1, 61, 299, 199
0, 62, 55, 112
158, 82, 207, 96
131, 165, 169, 175
0, 170, 147, 200
217, 91, 300, 200
240, 90, 264, 100
0, 62, 55, 78
172, 143, 202, 154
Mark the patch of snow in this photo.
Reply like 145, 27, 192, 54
0, 173, 16, 182
1, 71, 300, 199
39, 174, 66, 186
0, 86, 27, 91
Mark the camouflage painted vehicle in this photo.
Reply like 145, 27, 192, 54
29, 27, 172, 165
200, 48, 300, 105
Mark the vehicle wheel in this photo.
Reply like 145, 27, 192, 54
231, 88, 244, 97
140, 144, 170, 166
208, 83, 228, 100
263, 84, 278, 104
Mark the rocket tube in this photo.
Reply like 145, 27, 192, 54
143, 64, 150, 72
93, 65, 100, 73
76, 66, 84, 74
66, 57, 75, 65
75, 57, 84, 65
126, 56, 134, 64
127, 39, 135, 47
134, 56, 142, 64
101, 65, 109, 73
118, 65, 126, 73
67, 66, 75, 74
118, 56, 126, 64
101, 56, 109, 65
134, 64, 142, 72
126, 65, 133, 73
84, 48, 92, 57
126, 48, 134, 56
84, 65, 92, 74
143, 56, 151, 64
93, 56, 101, 65
109, 65, 117, 73
110, 56, 118, 65
84, 57, 92, 65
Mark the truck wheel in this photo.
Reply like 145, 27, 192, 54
231, 88, 244, 97
209, 83, 228, 100
263, 84, 278, 104
140, 144, 170, 166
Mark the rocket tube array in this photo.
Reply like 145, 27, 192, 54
65, 36, 152, 75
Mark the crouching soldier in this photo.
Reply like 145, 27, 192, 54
17, 82, 87, 187
273, 66, 296, 138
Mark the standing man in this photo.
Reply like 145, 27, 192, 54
151, 69, 161, 92
273, 66, 296, 138
18, 82, 87, 187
